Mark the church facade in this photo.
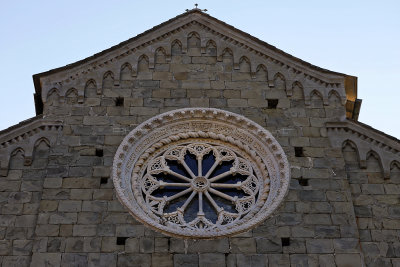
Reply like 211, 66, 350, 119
0, 9, 399, 267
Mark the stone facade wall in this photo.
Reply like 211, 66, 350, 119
0, 13, 399, 266
343, 142, 400, 266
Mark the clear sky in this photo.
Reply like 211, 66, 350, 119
0, 1, 399, 138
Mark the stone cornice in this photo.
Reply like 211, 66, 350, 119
326, 120, 400, 155
327, 120, 400, 178
0, 118, 62, 149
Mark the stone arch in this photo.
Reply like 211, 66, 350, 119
46, 88, 60, 105
390, 161, 400, 184
255, 64, 268, 81
222, 48, 233, 59
84, 79, 97, 98
273, 72, 286, 90
366, 150, 384, 182
171, 39, 182, 55
65, 88, 78, 104
342, 140, 360, 169
120, 63, 132, 81
205, 40, 217, 56
137, 55, 149, 72
310, 90, 324, 108
187, 31, 201, 49
328, 90, 342, 107
239, 56, 251, 73
155, 47, 167, 64
291, 81, 304, 99
222, 48, 233, 72
32, 138, 50, 168
102, 71, 114, 89
9, 147, 25, 169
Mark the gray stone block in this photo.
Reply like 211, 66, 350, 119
306, 239, 334, 253
229, 238, 257, 253
31, 253, 61, 267
174, 254, 198, 267
61, 253, 87, 267
335, 253, 362, 267
139, 237, 154, 253
199, 253, 226, 267
88, 253, 117, 267
256, 237, 282, 253
115, 224, 144, 237
152, 253, 173, 267
117, 254, 151, 267
2, 255, 30, 267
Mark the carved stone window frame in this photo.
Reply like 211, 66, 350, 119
112, 108, 290, 239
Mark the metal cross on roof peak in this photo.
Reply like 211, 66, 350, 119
186, 3, 207, 12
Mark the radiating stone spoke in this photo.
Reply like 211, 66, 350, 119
208, 187, 235, 202
159, 181, 191, 188
204, 160, 219, 179
198, 191, 204, 216
167, 169, 192, 182
179, 191, 197, 212
166, 188, 192, 202
208, 169, 234, 182
180, 160, 196, 179
210, 182, 241, 189
204, 191, 223, 213
197, 158, 202, 176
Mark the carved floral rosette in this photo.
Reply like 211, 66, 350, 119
112, 108, 290, 238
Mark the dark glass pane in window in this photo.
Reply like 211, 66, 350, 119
210, 194, 236, 213
184, 195, 199, 222
184, 152, 198, 176
164, 195, 187, 213
203, 196, 218, 223
166, 159, 190, 177
202, 152, 215, 176
152, 187, 186, 198
209, 160, 234, 178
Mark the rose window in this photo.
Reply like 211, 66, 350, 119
143, 143, 261, 229
113, 108, 290, 238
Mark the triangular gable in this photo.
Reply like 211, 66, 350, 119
32, 9, 358, 117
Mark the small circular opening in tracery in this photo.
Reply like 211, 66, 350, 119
192, 177, 209, 191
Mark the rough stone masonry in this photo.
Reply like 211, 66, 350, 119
0, 8, 399, 267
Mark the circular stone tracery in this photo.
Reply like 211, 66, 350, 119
142, 142, 262, 228
112, 108, 290, 239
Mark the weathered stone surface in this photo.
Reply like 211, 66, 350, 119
174, 254, 198, 267
31, 253, 61, 267
335, 253, 362, 267
306, 239, 334, 253
118, 254, 151, 267
230, 238, 257, 253
199, 253, 225, 267
61, 253, 87, 267
88, 253, 117, 267
152, 253, 173, 267
256, 238, 282, 253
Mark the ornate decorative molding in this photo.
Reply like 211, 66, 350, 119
327, 120, 400, 178
0, 118, 62, 176
112, 108, 290, 238
39, 14, 345, 94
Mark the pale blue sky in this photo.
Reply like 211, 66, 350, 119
0, 1, 399, 138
